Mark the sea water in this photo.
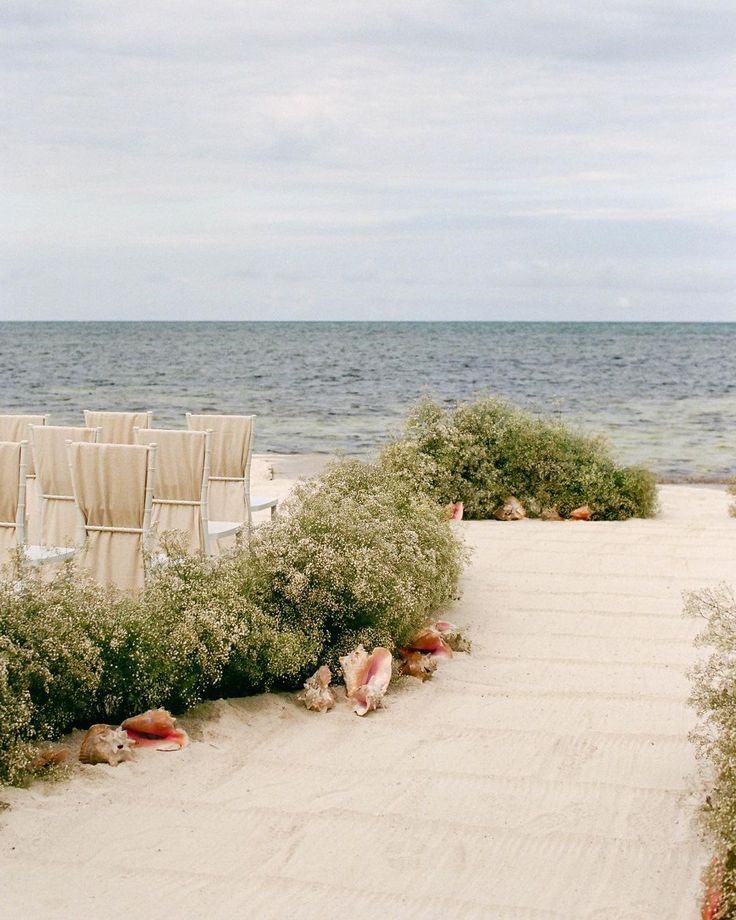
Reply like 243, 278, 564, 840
1, 321, 735, 479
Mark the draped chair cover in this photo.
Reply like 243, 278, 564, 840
84, 410, 151, 445
32, 425, 97, 547
0, 441, 22, 566
134, 428, 206, 555
186, 414, 253, 523
0, 414, 47, 544
69, 442, 153, 592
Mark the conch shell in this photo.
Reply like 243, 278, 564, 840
400, 651, 437, 682
33, 745, 70, 771
339, 645, 392, 716
122, 708, 188, 751
400, 626, 453, 660
493, 496, 526, 521
79, 725, 135, 766
569, 504, 592, 521
297, 665, 336, 712
434, 620, 471, 653
446, 501, 464, 521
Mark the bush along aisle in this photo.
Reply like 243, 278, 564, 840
0, 458, 466, 786
380, 396, 658, 521
687, 586, 736, 919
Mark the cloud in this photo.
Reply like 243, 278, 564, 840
0, 1, 734, 320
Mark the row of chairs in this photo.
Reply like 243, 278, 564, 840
0, 411, 278, 591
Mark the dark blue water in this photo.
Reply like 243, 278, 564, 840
1, 322, 735, 479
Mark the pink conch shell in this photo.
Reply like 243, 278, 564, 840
340, 645, 392, 716
569, 504, 592, 521
122, 708, 188, 751
79, 725, 135, 766
400, 626, 453, 660
339, 645, 369, 698
297, 665, 337, 712
434, 620, 471, 653
446, 501, 464, 521
400, 651, 438, 681
701, 857, 723, 920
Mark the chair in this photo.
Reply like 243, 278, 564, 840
0, 414, 48, 544
186, 413, 278, 534
31, 425, 100, 547
67, 441, 157, 592
0, 440, 75, 569
134, 427, 237, 555
83, 410, 153, 444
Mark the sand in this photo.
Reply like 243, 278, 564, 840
1, 477, 732, 920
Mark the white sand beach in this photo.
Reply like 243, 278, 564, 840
0, 473, 732, 920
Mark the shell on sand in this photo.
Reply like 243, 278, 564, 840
400, 626, 453, 659
339, 645, 370, 699
79, 725, 135, 766
493, 496, 526, 521
352, 648, 392, 716
434, 620, 471, 654
32, 745, 70, 770
297, 665, 337, 712
339, 645, 392, 716
122, 708, 188, 751
570, 504, 592, 521
400, 651, 437, 682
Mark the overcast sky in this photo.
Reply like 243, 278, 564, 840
1, 1, 734, 321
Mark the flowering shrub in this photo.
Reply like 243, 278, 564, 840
245, 460, 467, 668
0, 458, 465, 786
380, 396, 657, 520
687, 586, 736, 915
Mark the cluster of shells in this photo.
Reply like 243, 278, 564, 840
297, 620, 470, 717
77, 708, 188, 766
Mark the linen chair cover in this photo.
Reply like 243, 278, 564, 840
0, 441, 23, 565
84, 410, 152, 445
68, 442, 155, 592
32, 425, 98, 547
134, 428, 207, 555
186, 414, 254, 524
0, 414, 47, 544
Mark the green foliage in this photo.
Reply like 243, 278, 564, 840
245, 460, 467, 667
687, 585, 736, 913
0, 458, 465, 786
380, 396, 658, 520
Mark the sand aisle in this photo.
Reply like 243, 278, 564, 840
1, 484, 733, 919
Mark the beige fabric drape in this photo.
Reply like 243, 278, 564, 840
0, 441, 22, 566
186, 414, 253, 522
69, 442, 151, 592
0, 414, 47, 543
33, 426, 97, 547
135, 429, 205, 555
84, 410, 151, 445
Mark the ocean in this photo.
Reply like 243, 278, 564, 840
1, 321, 735, 480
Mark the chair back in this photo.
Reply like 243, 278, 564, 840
0, 414, 47, 476
31, 425, 99, 547
84, 410, 152, 444
134, 428, 210, 554
186, 413, 254, 524
0, 440, 25, 565
67, 441, 157, 591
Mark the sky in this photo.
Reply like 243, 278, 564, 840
1, 1, 734, 321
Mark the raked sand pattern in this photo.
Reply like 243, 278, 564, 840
1, 481, 733, 919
